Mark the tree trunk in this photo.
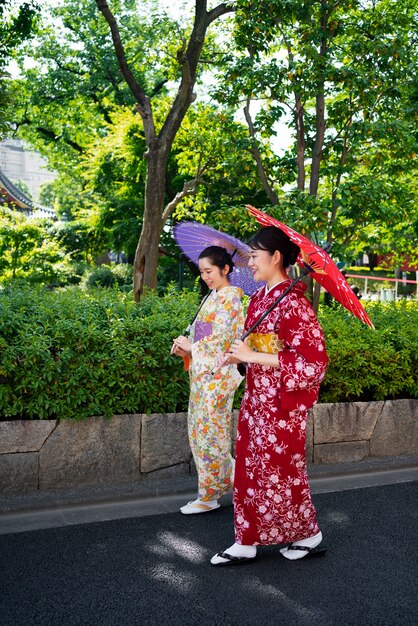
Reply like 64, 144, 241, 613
243, 97, 279, 206
295, 94, 305, 191
133, 148, 167, 300
309, 91, 325, 196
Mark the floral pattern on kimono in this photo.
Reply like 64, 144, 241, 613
188, 286, 244, 501
233, 280, 328, 544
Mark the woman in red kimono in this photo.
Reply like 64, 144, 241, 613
211, 226, 328, 565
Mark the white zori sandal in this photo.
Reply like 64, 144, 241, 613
180, 499, 220, 515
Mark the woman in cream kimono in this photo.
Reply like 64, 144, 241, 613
171, 246, 244, 514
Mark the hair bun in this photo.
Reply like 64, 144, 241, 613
199, 245, 235, 274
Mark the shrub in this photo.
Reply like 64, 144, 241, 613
0, 284, 198, 420
0, 285, 416, 420
318, 300, 418, 402
86, 265, 117, 288
85, 264, 133, 290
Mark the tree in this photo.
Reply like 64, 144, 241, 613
213, 0, 418, 301
81, 102, 271, 266
0, 0, 40, 139
95, 0, 236, 298
13, 0, 239, 296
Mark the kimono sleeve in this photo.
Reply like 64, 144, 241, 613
276, 293, 328, 410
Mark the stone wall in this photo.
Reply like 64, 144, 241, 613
0, 399, 417, 496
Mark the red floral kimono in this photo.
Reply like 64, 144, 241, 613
234, 280, 328, 546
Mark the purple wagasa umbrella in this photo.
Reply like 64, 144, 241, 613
173, 221, 264, 296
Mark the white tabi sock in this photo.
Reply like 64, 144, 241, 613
280, 531, 323, 560
222, 542, 257, 558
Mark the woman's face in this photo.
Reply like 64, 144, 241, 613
198, 257, 229, 291
248, 248, 282, 282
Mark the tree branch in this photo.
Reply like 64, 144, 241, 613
95, 0, 156, 141
309, 3, 328, 196
206, 2, 236, 25
322, 113, 353, 152
327, 131, 349, 243
18, 119, 84, 153
162, 177, 202, 223
159, 1, 236, 152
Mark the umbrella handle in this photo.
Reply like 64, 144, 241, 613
183, 291, 211, 335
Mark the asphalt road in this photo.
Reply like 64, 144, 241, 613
0, 481, 417, 626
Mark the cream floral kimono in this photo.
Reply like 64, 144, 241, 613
188, 286, 244, 501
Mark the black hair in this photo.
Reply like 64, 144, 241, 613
198, 245, 234, 275
248, 226, 300, 268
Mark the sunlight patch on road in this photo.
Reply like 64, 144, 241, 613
145, 530, 207, 564
158, 531, 207, 563
150, 562, 196, 593
243, 576, 329, 623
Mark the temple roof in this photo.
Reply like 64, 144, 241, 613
0, 168, 56, 219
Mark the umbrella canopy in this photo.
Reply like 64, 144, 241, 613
173, 221, 264, 296
246, 205, 374, 329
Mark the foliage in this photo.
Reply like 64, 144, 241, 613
47, 218, 109, 264
318, 300, 418, 402
172, 103, 272, 222
0, 0, 40, 139
10, 178, 32, 198
0, 284, 200, 420
0, 286, 416, 421
0, 208, 80, 286
212, 0, 418, 264
12, 0, 176, 172
7, 0, 418, 291
85, 263, 133, 290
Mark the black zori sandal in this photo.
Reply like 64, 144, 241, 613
286, 545, 327, 557
210, 551, 257, 566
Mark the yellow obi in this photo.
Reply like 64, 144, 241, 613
246, 333, 284, 354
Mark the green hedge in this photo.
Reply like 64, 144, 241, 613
0, 285, 198, 420
319, 300, 418, 402
0, 285, 417, 420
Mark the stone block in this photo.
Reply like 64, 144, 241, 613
306, 408, 314, 463
39, 414, 141, 490
370, 399, 418, 457
142, 463, 191, 479
313, 401, 383, 444
231, 409, 239, 456
314, 441, 369, 464
0, 452, 38, 495
141, 412, 191, 473
0, 421, 57, 454
231, 410, 239, 440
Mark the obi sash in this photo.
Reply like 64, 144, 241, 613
246, 332, 284, 354
193, 321, 213, 343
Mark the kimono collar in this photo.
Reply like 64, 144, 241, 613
263, 280, 307, 299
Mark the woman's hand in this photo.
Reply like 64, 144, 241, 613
229, 339, 254, 363
170, 335, 192, 356
214, 351, 241, 369
216, 352, 241, 367
229, 338, 281, 368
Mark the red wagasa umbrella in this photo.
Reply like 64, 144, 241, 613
246, 204, 374, 330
